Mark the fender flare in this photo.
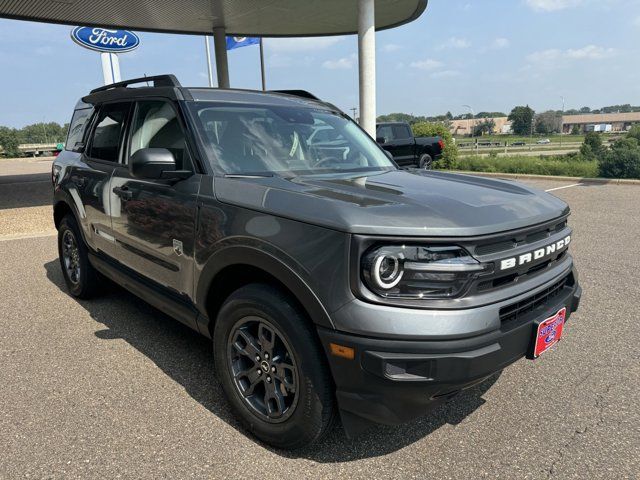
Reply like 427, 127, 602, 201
53, 190, 90, 244
195, 245, 335, 331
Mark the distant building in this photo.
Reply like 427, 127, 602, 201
562, 112, 640, 133
449, 116, 511, 136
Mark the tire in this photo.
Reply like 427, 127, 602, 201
57, 214, 99, 298
213, 283, 336, 449
419, 153, 433, 169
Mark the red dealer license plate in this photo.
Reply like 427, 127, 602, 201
531, 307, 567, 358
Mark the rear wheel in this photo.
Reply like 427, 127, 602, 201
213, 283, 335, 449
57, 214, 99, 298
419, 153, 433, 169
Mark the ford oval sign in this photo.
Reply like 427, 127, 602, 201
71, 27, 139, 53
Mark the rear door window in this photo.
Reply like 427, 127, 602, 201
65, 107, 94, 152
392, 124, 412, 139
89, 103, 130, 162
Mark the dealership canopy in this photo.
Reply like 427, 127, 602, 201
0, 0, 428, 135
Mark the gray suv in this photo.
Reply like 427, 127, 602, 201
52, 75, 581, 449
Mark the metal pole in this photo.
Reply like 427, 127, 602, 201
560, 95, 565, 147
100, 52, 121, 85
204, 36, 214, 87
213, 27, 230, 88
259, 38, 266, 91
358, 0, 376, 137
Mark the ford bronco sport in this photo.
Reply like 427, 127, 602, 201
52, 75, 581, 449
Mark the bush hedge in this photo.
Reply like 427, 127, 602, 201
447, 155, 599, 178
411, 122, 458, 168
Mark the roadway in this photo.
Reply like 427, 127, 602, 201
0, 167, 638, 479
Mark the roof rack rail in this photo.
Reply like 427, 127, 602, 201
90, 74, 181, 94
270, 90, 320, 101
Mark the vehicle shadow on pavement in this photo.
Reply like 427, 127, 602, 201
44, 260, 501, 462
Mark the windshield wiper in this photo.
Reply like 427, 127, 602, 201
224, 173, 274, 179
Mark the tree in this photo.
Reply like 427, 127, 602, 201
571, 125, 581, 135
579, 106, 591, 114
627, 125, 640, 143
508, 106, 535, 135
473, 118, 495, 136
535, 111, 562, 135
411, 122, 458, 169
0, 127, 20, 157
580, 132, 605, 159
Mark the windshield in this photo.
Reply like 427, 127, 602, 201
188, 102, 396, 176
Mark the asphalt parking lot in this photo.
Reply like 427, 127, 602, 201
1, 162, 638, 479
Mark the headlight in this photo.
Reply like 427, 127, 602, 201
361, 245, 490, 299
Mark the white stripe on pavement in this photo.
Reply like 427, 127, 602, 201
0, 231, 56, 242
545, 183, 583, 192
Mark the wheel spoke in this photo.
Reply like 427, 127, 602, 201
258, 323, 275, 353
274, 361, 296, 393
264, 383, 286, 418
232, 329, 261, 360
235, 367, 263, 397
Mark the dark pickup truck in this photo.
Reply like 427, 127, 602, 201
376, 121, 444, 168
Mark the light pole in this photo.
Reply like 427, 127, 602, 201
560, 95, 565, 147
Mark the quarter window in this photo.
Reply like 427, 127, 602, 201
65, 107, 94, 152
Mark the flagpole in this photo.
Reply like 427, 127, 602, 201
259, 38, 266, 91
204, 35, 214, 87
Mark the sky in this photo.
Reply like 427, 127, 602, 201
0, 0, 639, 128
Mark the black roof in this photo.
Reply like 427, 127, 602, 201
80, 74, 336, 112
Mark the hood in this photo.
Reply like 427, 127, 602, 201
214, 170, 569, 236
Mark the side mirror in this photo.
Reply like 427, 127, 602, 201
376, 136, 386, 145
129, 148, 190, 181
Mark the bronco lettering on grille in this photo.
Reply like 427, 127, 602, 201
499, 235, 571, 271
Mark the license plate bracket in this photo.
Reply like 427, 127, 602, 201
528, 307, 567, 359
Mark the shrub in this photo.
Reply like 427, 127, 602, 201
627, 125, 640, 143
599, 142, 640, 179
447, 155, 599, 178
411, 122, 458, 168
580, 132, 604, 159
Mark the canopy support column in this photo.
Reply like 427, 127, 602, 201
358, 0, 376, 137
213, 27, 230, 88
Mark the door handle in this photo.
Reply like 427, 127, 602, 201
113, 185, 133, 201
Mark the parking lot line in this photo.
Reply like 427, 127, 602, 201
545, 183, 583, 192
0, 231, 56, 242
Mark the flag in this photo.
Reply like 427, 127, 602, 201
226, 36, 260, 50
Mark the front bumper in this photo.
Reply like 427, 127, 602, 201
318, 272, 581, 435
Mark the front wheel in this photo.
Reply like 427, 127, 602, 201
419, 153, 433, 169
213, 284, 336, 449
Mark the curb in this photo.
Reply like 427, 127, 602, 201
449, 170, 640, 185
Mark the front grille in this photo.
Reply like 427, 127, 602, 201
499, 273, 573, 324
475, 219, 567, 256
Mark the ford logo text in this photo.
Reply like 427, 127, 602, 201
71, 27, 140, 53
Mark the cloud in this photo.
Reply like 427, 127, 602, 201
322, 54, 356, 70
436, 37, 471, 50
409, 59, 444, 71
525, 0, 583, 11
527, 45, 616, 62
266, 37, 343, 53
430, 70, 461, 79
382, 43, 401, 52
492, 38, 510, 49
